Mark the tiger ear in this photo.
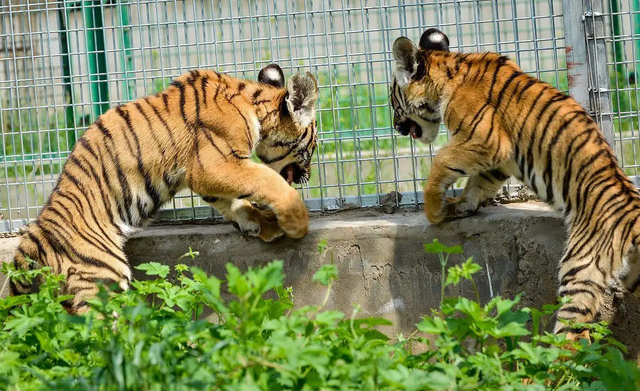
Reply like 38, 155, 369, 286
419, 28, 450, 52
393, 37, 418, 87
258, 64, 285, 88
285, 72, 318, 128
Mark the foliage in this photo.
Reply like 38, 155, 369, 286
0, 242, 639, 390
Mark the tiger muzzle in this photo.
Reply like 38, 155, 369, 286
395, 118, 422, 140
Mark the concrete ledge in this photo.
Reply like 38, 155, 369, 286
127, 203, 564, 334
2, 202, 640, 360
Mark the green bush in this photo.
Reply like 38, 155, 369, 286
0, 241, 639, 390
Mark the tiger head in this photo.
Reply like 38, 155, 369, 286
390, 28, 450, 144
255, 64, 319, 186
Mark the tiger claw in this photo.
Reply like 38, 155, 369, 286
441, 197, 478, 222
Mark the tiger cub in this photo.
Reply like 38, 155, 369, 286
390, 28, 640, 339
11, 64, 319, 313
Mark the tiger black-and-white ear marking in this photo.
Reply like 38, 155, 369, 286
258, 64, 285, 88
392, 36, 418, 88
285, 72, 318, 128
419, 28, 450, 52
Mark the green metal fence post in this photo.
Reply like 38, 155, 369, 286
83, 0, 109, 120
117, 0, 135, 101
611, 0, 625, 78
610, 0, 630, 116
56, 8, 76, 149
632, 0, 640, 78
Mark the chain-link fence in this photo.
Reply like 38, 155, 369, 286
0, 0, 628, 232
594, 0, 640, 186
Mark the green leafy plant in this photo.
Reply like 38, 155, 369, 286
0, 242, 639, 390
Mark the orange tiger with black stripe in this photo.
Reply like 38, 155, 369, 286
390, 28, 640, 339
10, 64, 318, 313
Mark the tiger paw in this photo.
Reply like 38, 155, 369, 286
233, 206, 284, 242
443, 197, 478, 221
273, 192, 309, 239
253, 205, 285, 242
258, 220, 285, 242
277, 209, 309, 239
232, 219, 260, 237
560, 329, 591, 354
424, 190, 446, 224
565, 329, 591, 344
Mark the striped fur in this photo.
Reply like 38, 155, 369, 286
11, 64, 318, 313
390, 29, 640, 337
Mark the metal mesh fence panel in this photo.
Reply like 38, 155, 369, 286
0, 0, 568, 231
588, 0, 640, 186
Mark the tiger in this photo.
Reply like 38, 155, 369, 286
9, 63, 319, 314
390, 28, 640, 340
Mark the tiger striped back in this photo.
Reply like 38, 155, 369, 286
11, 64, 319, 313
390, 28, 640, 338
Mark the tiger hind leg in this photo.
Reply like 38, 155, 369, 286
620, 245, 640, 295
615, 245, 640, 331
557, 245, 640, 342
62, 269, 130, 315
554, 252, 609, 340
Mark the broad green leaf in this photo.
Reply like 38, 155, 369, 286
315, 310, 344, 325
351, 317, 394, 328
134, 262, 170, 278
416, 316, 447, 334
490, 322, 531, 338
175, 264, 189, 273
460, 258, 482, 278
446, 265, 462, 286
255, 260, 284, 294
3, 314, 44, 338
317, 238, 328, 254
226, 263, 249, 297
496, 296, 521, 316
424, 239, 463, 254
312, 264, 338, 286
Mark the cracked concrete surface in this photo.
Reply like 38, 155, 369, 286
2, 202, 640, 360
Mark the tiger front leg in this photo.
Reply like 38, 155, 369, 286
443, 169, 509, 221
203, 196, 284, 242
424, 144, 501, 224
191, 160, 308, 240
424, 148, 468, 224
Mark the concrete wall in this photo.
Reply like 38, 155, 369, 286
2, 203, 640, 361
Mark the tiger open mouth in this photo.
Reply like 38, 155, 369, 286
280, 163, 306, 185
395, 118, 422, 140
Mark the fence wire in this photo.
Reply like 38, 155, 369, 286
1, 0, 569, 231
589, 0, 640, 188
